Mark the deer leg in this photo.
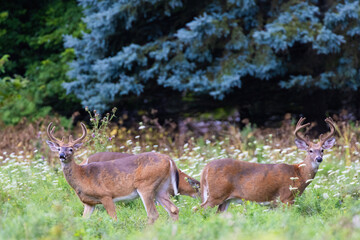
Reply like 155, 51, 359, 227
217, 200, 231, 213
281, 199, 295, 205
201, 195, 228, 210
101, 197, 117, 220
156, 192, 179, 221
83, 203, 95, 218
137, 190, 159, 224
200, 199, 215, 210
280, 192, 295, 206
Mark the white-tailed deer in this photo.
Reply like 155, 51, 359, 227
200, 117, 336, 212
80, 152, 200, 198
46, 122, 179, 224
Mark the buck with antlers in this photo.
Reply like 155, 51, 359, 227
80, 152, 200, 198
200, 117, 336, 212
46, 122, 179, 224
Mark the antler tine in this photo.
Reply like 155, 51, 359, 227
294, 117, 311, 144
52, 126, 66, 143
320, 117, 336, 145
47, 122, 64, 145
69, 122, 87, 145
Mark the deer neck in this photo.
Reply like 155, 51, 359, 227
294, 157, 319, 190
61, 158, 84, 190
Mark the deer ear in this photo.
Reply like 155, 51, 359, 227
73, 143, 83, 150
187, 178, 200, 190
46, 140, 59, 152
322, 137, 336, 149
295, 138, 309, 150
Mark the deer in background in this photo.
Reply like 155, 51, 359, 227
80, 152, 200, 198
46, 122, 179, 224
200, 117, 336, 212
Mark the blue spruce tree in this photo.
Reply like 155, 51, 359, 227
64, 0, 360, 113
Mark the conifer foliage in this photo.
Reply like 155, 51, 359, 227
65, 0, 360, 113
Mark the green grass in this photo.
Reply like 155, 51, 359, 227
1, 143, 360, 240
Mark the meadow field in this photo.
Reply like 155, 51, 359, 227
2, 1, 360, 239
1, 118, 360, 240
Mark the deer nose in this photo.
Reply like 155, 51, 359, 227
59, 152, 66, 159
315, 157, 323, 163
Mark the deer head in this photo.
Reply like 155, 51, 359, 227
182, 174, 200, 198
294, 117, 336, 167
46, 122, 87, 163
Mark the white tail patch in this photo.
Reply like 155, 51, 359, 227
169, 160, 178, 196
203, 185, 208, 203
202, 170, 209, 203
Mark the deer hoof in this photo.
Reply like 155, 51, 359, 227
170, 206, 178, 214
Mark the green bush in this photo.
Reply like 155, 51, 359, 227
0, 0, 84, 124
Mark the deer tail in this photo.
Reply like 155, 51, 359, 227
169, 159, 179, 196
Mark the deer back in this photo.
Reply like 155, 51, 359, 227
82, 152, 200, 197
202, 158, 301, 203
81, 152, 133, 165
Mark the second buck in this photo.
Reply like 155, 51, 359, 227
46, 122, 179, 224
200, 117, 336, 212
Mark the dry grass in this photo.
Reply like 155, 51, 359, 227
1, 113, 360, 166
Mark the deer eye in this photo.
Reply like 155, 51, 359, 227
321, 149, 324, 153
57, 148, 60, 151
69, 148, 73, 153
309, 149, 313, 153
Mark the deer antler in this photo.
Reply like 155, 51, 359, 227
47, 122, 87, 146
319, 117, 336, 145
294, 117, 311, 144
47, 122, 65, 145
68, 122, 87, 145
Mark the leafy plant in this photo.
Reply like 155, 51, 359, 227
85, 107, 118, 152
0, 0, 84, 124
0, 55, 28, 109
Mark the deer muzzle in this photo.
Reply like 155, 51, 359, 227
315, 156, 323, 163
59, 152, 66, 162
